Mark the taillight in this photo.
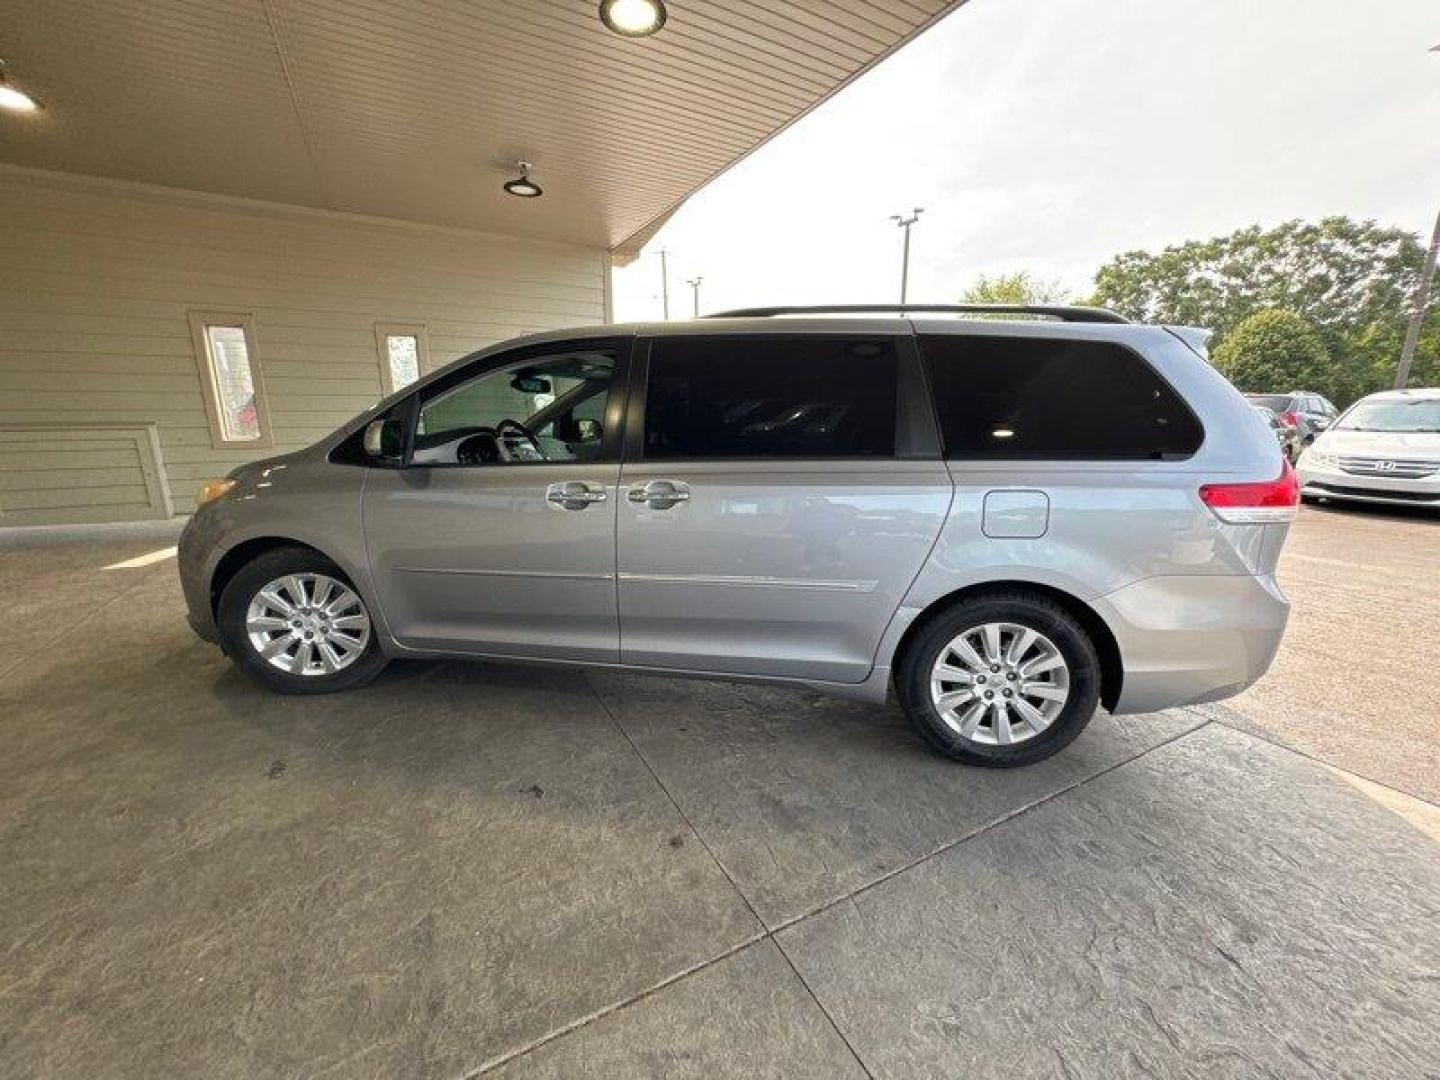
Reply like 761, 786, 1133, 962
1277, 411, 1300, 428
1199, 460, 1300, 524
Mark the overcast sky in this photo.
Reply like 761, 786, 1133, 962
613, 0, 1439, 320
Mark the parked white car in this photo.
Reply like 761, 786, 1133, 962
1298, 389, 1440, 509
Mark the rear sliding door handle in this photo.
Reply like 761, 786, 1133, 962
545, 481, 608, 510
627, 479, 691, 509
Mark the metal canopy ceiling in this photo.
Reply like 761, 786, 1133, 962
0, 0, 960, 259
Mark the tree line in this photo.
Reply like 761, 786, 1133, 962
961, 217, 1440, 406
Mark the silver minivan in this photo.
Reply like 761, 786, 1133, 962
178, 305, 1296, 766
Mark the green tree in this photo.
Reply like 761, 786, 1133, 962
1090, 217, 1440, 403
961, 271, 1071, 306
1091, 218, 1427, 336
1211, 309, 1333, 395
1344, 308, 1440, 392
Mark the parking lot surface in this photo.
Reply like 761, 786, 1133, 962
1217, 501, 1440, 805
1, 513, 1437, 1078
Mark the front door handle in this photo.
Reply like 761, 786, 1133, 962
545, 481, 608, 510
627, 479, 691, 509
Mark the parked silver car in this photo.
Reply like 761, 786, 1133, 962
179, 305, 1296, 766
1297, 388, 1440, 509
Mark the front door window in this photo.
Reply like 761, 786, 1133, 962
413, 349, 618, 466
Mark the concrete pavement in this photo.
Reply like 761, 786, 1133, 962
1, 521, 1436, 1078
1217, 500, 1440, 804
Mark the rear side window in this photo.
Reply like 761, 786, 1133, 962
921, 335, 1202, 459
643, 336, 897, 459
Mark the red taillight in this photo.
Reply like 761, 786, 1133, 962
1199, 460, 1300, 523
1277, 411, 1300, 428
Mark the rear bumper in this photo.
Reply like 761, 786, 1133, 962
1094, 573, 1290, 714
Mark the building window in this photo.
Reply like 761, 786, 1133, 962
188, 312, 270, 448
375, 322, 431, 396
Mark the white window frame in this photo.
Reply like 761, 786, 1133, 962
187, 311, 272, 449
374, 322, 432, 397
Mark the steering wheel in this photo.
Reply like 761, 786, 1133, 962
495, 418, 544, 462
455, 429, 498, 466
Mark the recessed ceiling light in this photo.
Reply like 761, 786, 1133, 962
599, 0, 667, 38
0, 60, 40, 112
991, 428, 1016, 439
503, 161, 542, 199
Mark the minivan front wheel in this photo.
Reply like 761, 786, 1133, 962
897, 593, 1101, 767
217, 547, 388, 694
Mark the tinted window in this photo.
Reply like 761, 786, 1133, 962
921, 335, 1202, 459
643, 336, 897, 459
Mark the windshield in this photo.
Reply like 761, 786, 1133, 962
1246, 394, 1292, 411
1336, 398, 1440, 434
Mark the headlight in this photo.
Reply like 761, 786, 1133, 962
195, 478, 237, 506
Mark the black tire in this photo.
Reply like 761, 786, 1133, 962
217, 545, 388, 694
896, 592, 1102, 767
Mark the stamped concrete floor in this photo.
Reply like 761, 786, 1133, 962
2, 524, 1438, 1079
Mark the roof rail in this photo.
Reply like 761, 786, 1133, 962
702, 304, 1129, 324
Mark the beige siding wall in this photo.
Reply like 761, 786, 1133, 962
0, 168, 608, 523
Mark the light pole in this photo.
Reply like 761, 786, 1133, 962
890, 208, 924, 304
686, 276, 703, 317
657, 248, 671, 319
1395, 206, 1440, 390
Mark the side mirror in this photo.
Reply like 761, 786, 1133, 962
363, 418, 404, 465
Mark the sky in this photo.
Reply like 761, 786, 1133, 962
613, 0, 1440, 320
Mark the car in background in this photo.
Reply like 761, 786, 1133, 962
1298, 389, 1440, 509
1251, 403, 1302, 462
1245, 392, 1338, 451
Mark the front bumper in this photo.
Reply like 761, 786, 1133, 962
1297, 462, 1440, 508
177, 512, 221, 644
1092, 572, 1290, 714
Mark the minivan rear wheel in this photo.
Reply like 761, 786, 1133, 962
897, 593, 1102, 767
217, 546, 388, 694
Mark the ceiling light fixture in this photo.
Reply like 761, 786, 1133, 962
0, 60, 40, 112
599, 0, 667, 38
503, 161, 542, 199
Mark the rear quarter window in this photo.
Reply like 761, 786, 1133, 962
920, 335, 1203, 460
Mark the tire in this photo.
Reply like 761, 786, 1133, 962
896, 592, 1102, 767
217, 545, 388, 694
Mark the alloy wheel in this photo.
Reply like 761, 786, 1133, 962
929, 621, 1070, 745
245, 573, 371, 676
